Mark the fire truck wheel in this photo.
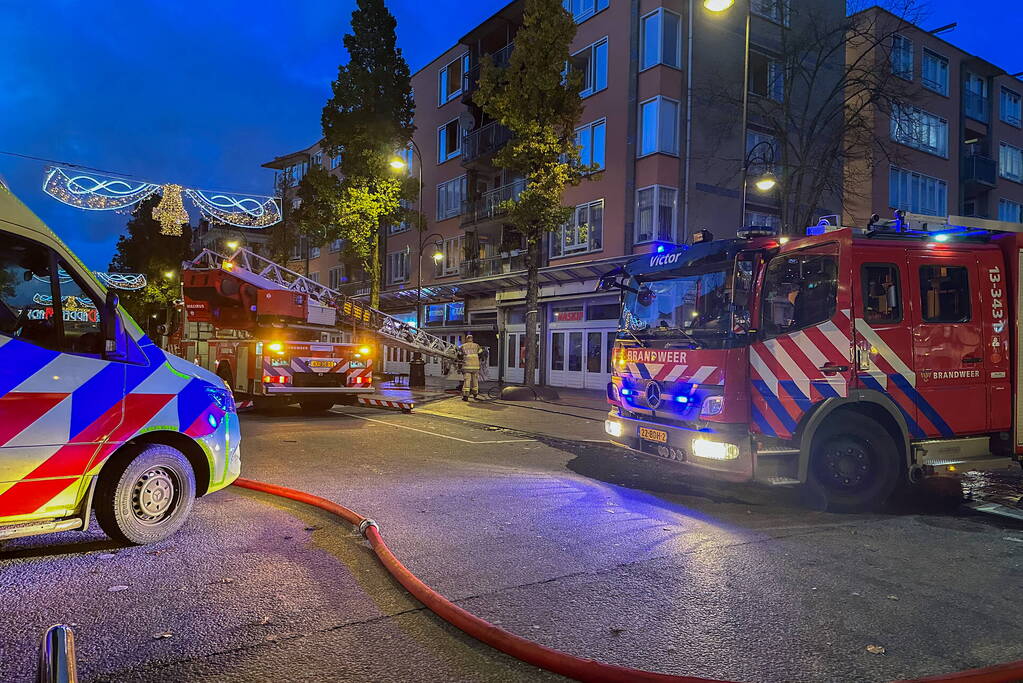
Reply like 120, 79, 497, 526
94, 444, 196, 545
808, 412, 900, 513
300, 400, 336, 414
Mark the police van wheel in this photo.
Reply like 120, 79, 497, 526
95, 444, 196, 545
300, 400, 335, 414
808, 413, 900, 513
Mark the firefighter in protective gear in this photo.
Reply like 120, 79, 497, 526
458, 335, 483, 401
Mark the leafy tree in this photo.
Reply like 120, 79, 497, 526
266, 170, 299, 265
473, 0, 595, 387
108, 195, 192, 331
319, 0, 415, 308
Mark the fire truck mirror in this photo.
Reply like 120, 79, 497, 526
103, 291, 128, 361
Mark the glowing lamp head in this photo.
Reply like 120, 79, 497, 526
226, 240, 239, 250
359, 346, 371, 355
163, 271, 175, 279
268, 342, 283, 352
704, 0, 734, 11
754, 174, 777, 192
432, 251, 444, 262
389, 158, 407, 170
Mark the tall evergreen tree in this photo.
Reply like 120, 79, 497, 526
108, 195, 192, 330
319, 0, 415, 308
474, 0, 596, 387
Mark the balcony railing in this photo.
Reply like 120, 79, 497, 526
961, 153, 997, 187
964, 90, 989, 123
462, 43, 514, 96
461, 178, 526, 227
461, 121, 513, 165
461, 251, 528, 278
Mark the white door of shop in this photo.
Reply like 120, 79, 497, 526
548, 329, 613, 389
502, 331, 538, 385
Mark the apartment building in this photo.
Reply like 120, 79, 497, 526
262, 0, 843, 388
844, 7, 1023, 226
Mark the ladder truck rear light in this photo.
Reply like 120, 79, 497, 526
262, 375, 290, 384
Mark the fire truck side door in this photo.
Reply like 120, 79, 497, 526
906, 251, 986, 436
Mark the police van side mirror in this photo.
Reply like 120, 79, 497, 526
103, 291, 128, 361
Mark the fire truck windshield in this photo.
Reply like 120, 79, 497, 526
621, 266, 734, 347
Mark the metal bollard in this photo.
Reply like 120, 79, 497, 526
37, 624, 77, 683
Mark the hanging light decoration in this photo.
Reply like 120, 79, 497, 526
185, 188, 282, 228
152, 184, 189, 235
43, 167, 160, 211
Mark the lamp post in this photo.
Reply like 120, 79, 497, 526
742, 139, 778, 226
390, 140, 437, 328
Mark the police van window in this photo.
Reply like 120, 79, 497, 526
56, 260, 104, 355
760, 250, 838, 338
862, 263, 901, 324
0, 233, 60, 350
919, 265, 970, 323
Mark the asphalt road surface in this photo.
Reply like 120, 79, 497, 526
2, 395, 1022, 683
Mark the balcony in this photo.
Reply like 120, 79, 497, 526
961, 153, 997, 188
462, 121, 513, 166
461, 251, 528, 278
964, 91, 989, 123
462, 42, 514, 98
461, 178, 526, 228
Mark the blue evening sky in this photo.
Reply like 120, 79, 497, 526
0, 1, 1018, 270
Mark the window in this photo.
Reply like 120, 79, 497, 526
862, 264, 901, 324
386, 250, 410, 285
312, 152, 323, 167
438, 53, 469, 105
576, 118, 606, 170
640, 9, 681, 70
746, 130, 778, 172
563, 0, 609, 22
445, 301, 465, 324
329, 239, 342, 252
571, 38, 608, 97
760, 249, 838, 338
890, 104, 948, 157
638, 96, 679, 156
919, 50, 949, 96
330, 154, 342, 170
889, 167, 947, 216
586, 302, 620, 320
437, 175, 467, 220
919, 265, 970, 323
0, 233, 104, 355
891, 34, 913, 80
438, 119, 461, 163
309, 245, 320, 259
748, 50, 784, 101
635, 185, 677, 244
999, 199, 1023, 223
328, 265, 346, 290
965, 72, 988, 122
424, 304, 445, 326
1000, 142, 1023, 182
751, 0, 790, 26
745, 211, 781, 230
1001, 88, 1022, 127
436, 236, 464, 277
308, 271, 320, 284
289, 237, 307, 261
551, 199, 603, 257
552, 305, 584, 322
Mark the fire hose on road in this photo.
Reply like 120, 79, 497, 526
233, 478, 1023, 683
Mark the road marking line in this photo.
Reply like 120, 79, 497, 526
339, 412, 536, 444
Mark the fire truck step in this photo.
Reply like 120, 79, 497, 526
0, 517, 83, 541
358, 397, 415, 413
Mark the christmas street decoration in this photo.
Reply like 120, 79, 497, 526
152, 184, 189, 235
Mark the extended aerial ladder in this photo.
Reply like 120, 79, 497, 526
183, 247, 460, 361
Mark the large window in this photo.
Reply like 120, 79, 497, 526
571, 38, 608, 98
749, 50, 784, 101
328, 265, 346, 290
635, 185, 676, 244
921, 49, 949, 95
1001, 88, 1022, 127
576, 118, 606, 171
438, 119, 461, 163
998, 199, 1022, 223
329, 239, 342, 252
891, 34, 913, 80
563, 0, 609, 23
745, 211, 781, 230
890, 104, 948, 157
386, 250, 410, 285
640, 9, 681, 70
437, 175, 467, 220
438, 53, 469, 105
551, 199, 603, 257
436, 236, 464, 277
965, 73, 989, 122
760, 249, 838, 338
0, 232, 104, 355
1000, 142, 1023, 182
746, 130, 778, 173
889, 166, 947, 216
752, 0, 790, 24
919, 265, 970, 323
638, 96, 679, 156
862, 263, 901, 324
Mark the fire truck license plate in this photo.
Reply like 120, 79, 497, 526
639, 427, 667, 443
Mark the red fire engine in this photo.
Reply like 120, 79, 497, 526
173, 248, 460, 413
602, 213, 1023, 511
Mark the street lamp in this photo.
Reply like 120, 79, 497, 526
225, 240, 239, 250
389, 140, 431, 328
163, 270, 175, 280
743, 139, 778, 223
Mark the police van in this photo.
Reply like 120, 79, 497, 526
0, 184, 240, 545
